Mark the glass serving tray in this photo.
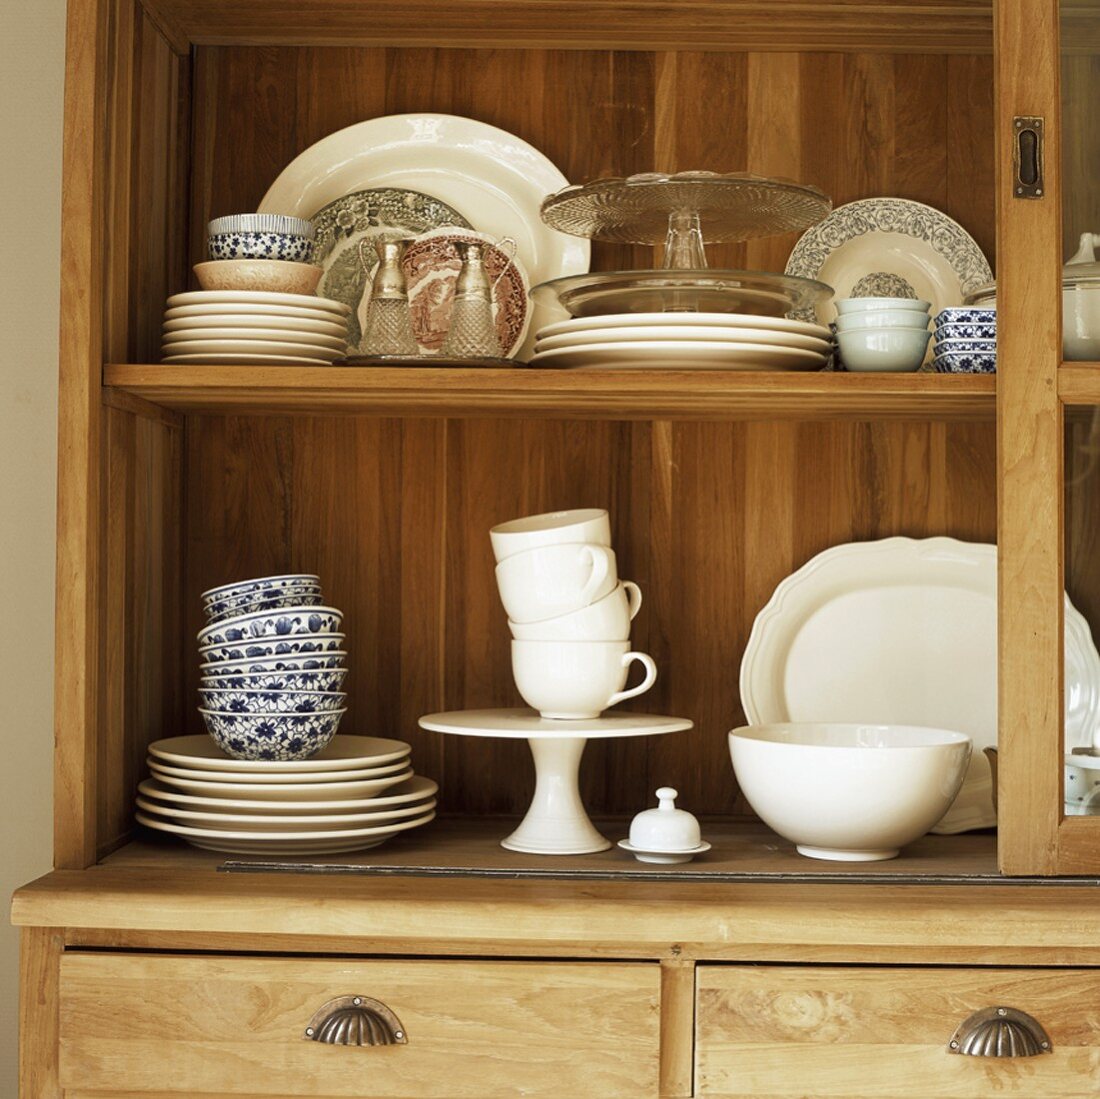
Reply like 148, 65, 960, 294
532, 269, 833, 318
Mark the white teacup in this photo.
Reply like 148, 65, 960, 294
512, 639, 657, 719
509, 581, 642, 641
490, 508, 610, 562
496, 543, 617, 624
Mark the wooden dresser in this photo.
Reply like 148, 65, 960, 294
16, 0, 1100, 1095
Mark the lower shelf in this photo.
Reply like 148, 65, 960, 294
103, 818, 1010, 883
104, 363, 997, 420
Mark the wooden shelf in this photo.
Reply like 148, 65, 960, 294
1061, 363, 1100, 406
105, 364, 996, 421
140, 0, 995, 56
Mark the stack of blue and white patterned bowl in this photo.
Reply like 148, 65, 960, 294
932, 307, 997, 374
197, 574, 348, 760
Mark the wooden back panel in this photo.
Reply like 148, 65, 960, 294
180, 415, 997, 818
91, 43, 1001, 841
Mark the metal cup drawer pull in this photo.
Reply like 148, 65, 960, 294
304, 995, 408, 1047
947, 1007, 1052, 1057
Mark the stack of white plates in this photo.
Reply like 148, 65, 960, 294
527, 312, 834, 370
137, 735, 437, 855
161, 290, 352, 365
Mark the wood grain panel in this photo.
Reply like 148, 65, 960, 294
59, 953, 660, 1097
1061, 54, 1100, 263
98, 406, 183, 857
995, 0, 1065, 874
19, 928, 62, 1099
178, 415, 995, 822
139, 0, 998, 54
696, 965, 1100, 1097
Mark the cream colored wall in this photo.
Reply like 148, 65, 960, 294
0, 0, 67, 1089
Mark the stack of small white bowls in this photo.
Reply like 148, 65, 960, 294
490, 509, 657, 719
833, 296, 932, 373
197, 574, 348, 760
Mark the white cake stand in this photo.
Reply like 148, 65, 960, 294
418, 708, 693, 855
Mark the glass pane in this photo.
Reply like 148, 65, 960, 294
1061, 8, 1100, 361
1064, 408, 1100, 815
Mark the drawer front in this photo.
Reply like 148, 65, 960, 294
59, 953, 660, 1097
696, 965, 1100, 1098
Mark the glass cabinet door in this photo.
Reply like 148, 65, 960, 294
1059, 0, 1100, 869
999, 0, 1100, 873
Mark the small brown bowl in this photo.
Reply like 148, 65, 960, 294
193, 259, 323, 296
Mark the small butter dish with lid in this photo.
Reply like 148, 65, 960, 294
618, 787, 711, 864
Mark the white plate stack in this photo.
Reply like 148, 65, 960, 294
161, 290, 352, 364
527, 312, 834, 371
137, 735, 437, 855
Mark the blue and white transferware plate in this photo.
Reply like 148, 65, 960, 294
934, 338, 997, 355
197, 688, 347, 715
786, 198, 992, 332
198, 634, 345, 665
933, 352, 997, 374
935, 307, 996, 327
935, 322, 997, 341
197, 605, 344, 645
199, 707, 346, 760
200, 652, 345, 675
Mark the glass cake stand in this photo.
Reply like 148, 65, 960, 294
540, 171, 831, 269
418, 709, 693, 855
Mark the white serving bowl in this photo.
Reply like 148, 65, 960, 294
834, 310, 929, 332
835, 297, 931, 315
728, 723, 972, 861
836, 328, 931, 372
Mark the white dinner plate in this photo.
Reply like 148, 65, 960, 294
535, 325, 832, 354
136, 809, 435, 853
137, 795, 436, 830
740, 537, 1100, 833
536, 312, 833, 342
138, 774, 438, 814
148, 734, 411, 773
162, 352, 336, 366
163, 313, 348, 336
165, 301, 350, 322
785, 197, 992, 327
150, 768, 414, 800
167, 290, 350, 314
163, 328, 347, 351
528, 340, 827, 371
147, 757, 409, 785
160, 338, 343, 360
258, 113, 589, 359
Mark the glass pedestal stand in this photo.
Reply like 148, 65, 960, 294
418, 709, 693, 854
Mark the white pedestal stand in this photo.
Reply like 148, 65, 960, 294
418, 709, 693, 855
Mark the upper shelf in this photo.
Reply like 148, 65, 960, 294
104, 363, 996, 421
141, 0, 998, 55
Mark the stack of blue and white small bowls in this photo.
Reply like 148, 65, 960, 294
932, 307, 997, 374
196, 574, 348, 761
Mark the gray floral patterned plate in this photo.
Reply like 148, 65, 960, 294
785, 197, 992, 328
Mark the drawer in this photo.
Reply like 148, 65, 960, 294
59, 953, 660, 1097
696, 965, 1100, 1098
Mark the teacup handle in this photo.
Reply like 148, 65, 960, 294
606, 651, 657, 708
622, 580, 643, 621
579, 546, 611, 605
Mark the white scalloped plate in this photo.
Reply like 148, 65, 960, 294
147, 757, 409, 785
740, 537, 1100, 833
163, 313, 348, 336
136, 795, 437, 831
166, 290, 350, 314
150, 768, 414, 801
